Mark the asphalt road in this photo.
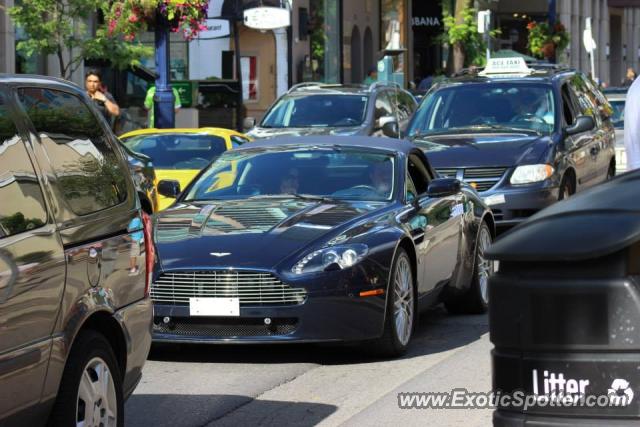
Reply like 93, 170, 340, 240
126, 306, 492, 427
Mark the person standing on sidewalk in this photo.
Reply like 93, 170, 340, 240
144, 85, 182, 128
85, 70, 120, 122
624, 77, 640, 171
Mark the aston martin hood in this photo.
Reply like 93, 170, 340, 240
154, 198, 385, 270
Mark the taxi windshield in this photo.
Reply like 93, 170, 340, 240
408, 83, 556, 136
122, 133, 227, 170
261, 94, 368, 128
184, 148, 395, 202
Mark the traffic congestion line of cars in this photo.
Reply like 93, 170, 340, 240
0, 57, 630, 425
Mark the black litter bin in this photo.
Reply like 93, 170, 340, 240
486, 170, 640, 427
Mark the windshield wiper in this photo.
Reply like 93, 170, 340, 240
413, 124, 542, 137
248, 193, 337, 202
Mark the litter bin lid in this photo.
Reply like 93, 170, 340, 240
486, 170, 640, 262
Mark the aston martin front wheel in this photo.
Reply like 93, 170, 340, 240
371, 248, 416, 358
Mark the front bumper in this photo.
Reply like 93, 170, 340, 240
480, 182, 559, 227
113, 297, 153, 398
151, 267, 389, 344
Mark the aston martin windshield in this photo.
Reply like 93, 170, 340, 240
122, 133, 227, 169
261, 94, 368, 128
408, 83, 556, 136
184, 148, 395, 202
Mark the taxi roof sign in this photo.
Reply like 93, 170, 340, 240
479, 57, 533, 76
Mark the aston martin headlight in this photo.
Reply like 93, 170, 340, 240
292, 244, 368, 275
510, 164, 554, 184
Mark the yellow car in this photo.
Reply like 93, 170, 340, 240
120, 128, 251, 210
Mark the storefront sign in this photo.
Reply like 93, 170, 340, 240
198, 19, 230, 39
411, 16, 441, 27
243, 7, 291, 30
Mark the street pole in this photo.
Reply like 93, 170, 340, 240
548, 0, 556, 26
154, 12, 175, 129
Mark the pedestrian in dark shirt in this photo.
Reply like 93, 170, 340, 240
85, 69, 120, 121
622, 68, 636, 87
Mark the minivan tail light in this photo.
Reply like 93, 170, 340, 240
141, 211, 155, 297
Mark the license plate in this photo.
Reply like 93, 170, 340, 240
189, 297, 240, 317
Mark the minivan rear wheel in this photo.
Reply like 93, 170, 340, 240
48, 330, 123, 427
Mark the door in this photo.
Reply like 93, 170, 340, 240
0, 88, 66, 419
403, 153, 460, 297
567, 75, 602, 188
560, 81, 592, 190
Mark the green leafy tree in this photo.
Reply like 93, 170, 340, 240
9, 0, 152, 80
441, 2, 500, 73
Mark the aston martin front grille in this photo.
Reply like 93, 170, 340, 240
151, 271, 307, 306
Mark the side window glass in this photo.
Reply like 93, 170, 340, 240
561, 84, 576, 126
375, 92, 394, 120
569, 75, 598, 123
408, 154, 430, 195
18, 88, 127, 216
0, 92, 48, 238
405, 172, 418, 203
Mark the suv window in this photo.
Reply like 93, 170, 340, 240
0, 92, 47, 238
560, 83, 579, 126
18, 88, 127, 216
568, 74, 599, 125
374, 91, 394, 120
396, 91, 417, 122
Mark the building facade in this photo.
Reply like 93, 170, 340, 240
487, 0, 640, 87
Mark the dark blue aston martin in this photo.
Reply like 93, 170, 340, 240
150, 136, 495, 356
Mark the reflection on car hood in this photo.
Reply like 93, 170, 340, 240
248, 126, 365, 139
411, 133, 551, 168
154, 198, 387, 270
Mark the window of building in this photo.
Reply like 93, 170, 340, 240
309, 0, 341, 83
17, 88, 128, 216
0, 92, 47, 238
138, 32, 189, 80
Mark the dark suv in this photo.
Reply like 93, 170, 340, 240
0, 75, 153, 426
407, 62, 616, 228
245, 82, 417, 139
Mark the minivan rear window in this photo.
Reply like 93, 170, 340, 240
18, 88, 127, 216
0, 92, 47, 238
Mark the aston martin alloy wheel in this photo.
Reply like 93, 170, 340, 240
373, 248, 416, 357
476, 224, 494, 306
393, 253, 415, 347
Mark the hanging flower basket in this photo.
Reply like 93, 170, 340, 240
527, 21, 569, 59
105, 0, 209, 42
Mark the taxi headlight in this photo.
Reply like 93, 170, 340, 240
292, 244, 368, 275
510, 164, 554, 184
